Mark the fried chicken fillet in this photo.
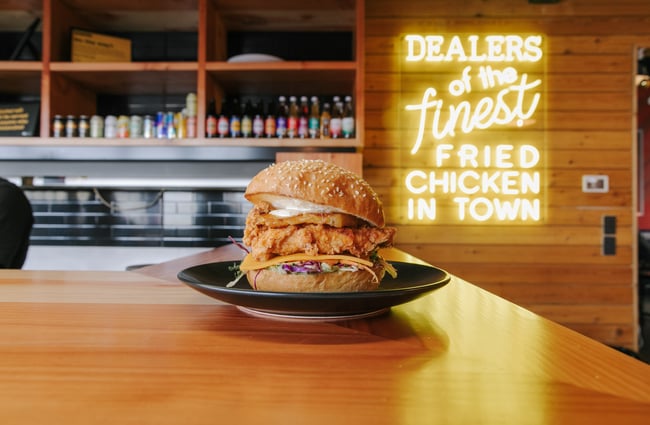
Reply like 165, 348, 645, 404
244, 200, 396, 262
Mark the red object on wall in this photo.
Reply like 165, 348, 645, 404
637, 82, 650, 230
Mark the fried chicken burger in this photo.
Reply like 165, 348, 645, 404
234, 159, 397, 292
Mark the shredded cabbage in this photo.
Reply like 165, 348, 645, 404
226, 249, 398, 289
226, 263, 246, 288
271, 261, 360, 275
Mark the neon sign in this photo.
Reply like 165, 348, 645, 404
401, 34, 545, 223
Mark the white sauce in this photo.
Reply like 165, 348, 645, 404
264, 195, 339, 217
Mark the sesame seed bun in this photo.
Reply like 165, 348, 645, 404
245, 159, 386, 227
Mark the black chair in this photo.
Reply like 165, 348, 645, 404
638, 233, 650, 308
637, 232, 650, 356
0, 178, 34, 269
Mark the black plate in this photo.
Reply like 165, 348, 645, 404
178, 261, 451, 320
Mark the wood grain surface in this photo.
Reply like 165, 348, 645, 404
1, 246, 649, 424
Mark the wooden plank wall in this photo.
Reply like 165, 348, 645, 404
364, 0, 650, 349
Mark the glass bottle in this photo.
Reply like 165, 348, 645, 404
217, 98, 230, 138
342, 95, 355, 138
252, 102, 264, 138
65, 115, 77, 138
320, 102, 331, 139
265, 100, 276, 138
275, 96, 288, 138
52, 115, 64, 138
329, 96, 342, 139
90, 115, 104, 138
287, 95, 299, 138
298, 96, 309, 138
241, 99, 253, 138
229, 98, 241, 138
185, 92, 197, 138
308, 96, 320, 139
206, 100, 217, 138
78, 115, 89, 138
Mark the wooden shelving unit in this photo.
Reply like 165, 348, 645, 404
0, 0, 364, 158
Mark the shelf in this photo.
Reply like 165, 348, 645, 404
0, 137, 360, 148
50, 62, 198, 95
206, 61, 356, 95
0, 0, 363, 164
213, 0, 356, 31
0, 1, 41, 31
0, 62, 42, 94
51, 0, 198, 32
0, 137, 359, 162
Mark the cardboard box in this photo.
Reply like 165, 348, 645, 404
71, 29, 131, 62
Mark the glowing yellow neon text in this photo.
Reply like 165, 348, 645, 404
405, 34, 543, 63
406, 71, 541, 155
402, 33, 544, 223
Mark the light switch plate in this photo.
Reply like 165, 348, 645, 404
603, 215, 616, 235
582, 175, 609, 193
603, 236, 616, 256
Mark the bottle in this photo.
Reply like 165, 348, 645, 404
320, 102, 331, 139
104, 115, 118, 139
176, 111, 186, 139
264, 100, 276, 138
329, 96, 343, 139
90, 115, 104, 138
217, 98, 230, 138
65, 115, 77, 138
129, 115, 142, 138
143, 115, 154, 139
342, 95, 355, 138
165, 112, 176, 139
185, 93, 197, 117
308, 96, 320, 139
275, 96, 288, 138
287, 95, 299, 138
52, 115, 64, 138
155, 111, 166, 138
78, 115, 89, 138
298, 96, 309, 138
229, 98, 241, 138
252, 102, 264, 138
185, 92, 197, 138
241, 100, 253, 138
117, 115, 131, 139
206, 100, 217, 138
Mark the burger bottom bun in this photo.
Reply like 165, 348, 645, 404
246, 264, 386, 293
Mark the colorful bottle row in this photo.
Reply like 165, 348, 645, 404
52, 93, 198, 139
52, 112, 198, 139
205, 95, 355, 139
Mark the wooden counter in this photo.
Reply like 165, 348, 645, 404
1, 246, 649, 424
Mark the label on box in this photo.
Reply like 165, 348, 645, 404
71, 29, 131, 62
0, 103, 39, 136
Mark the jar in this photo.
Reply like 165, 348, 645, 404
65, 115, 77, 138
186, 93, 197, 117
129, 115, 143, 138
117, 115, 130, 138
78, 115, 89, 138
90, 115, 104, 138
104, 115, 117, 138
52, 115, 64, 138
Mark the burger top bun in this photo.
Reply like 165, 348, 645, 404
245, 159, 385, 228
